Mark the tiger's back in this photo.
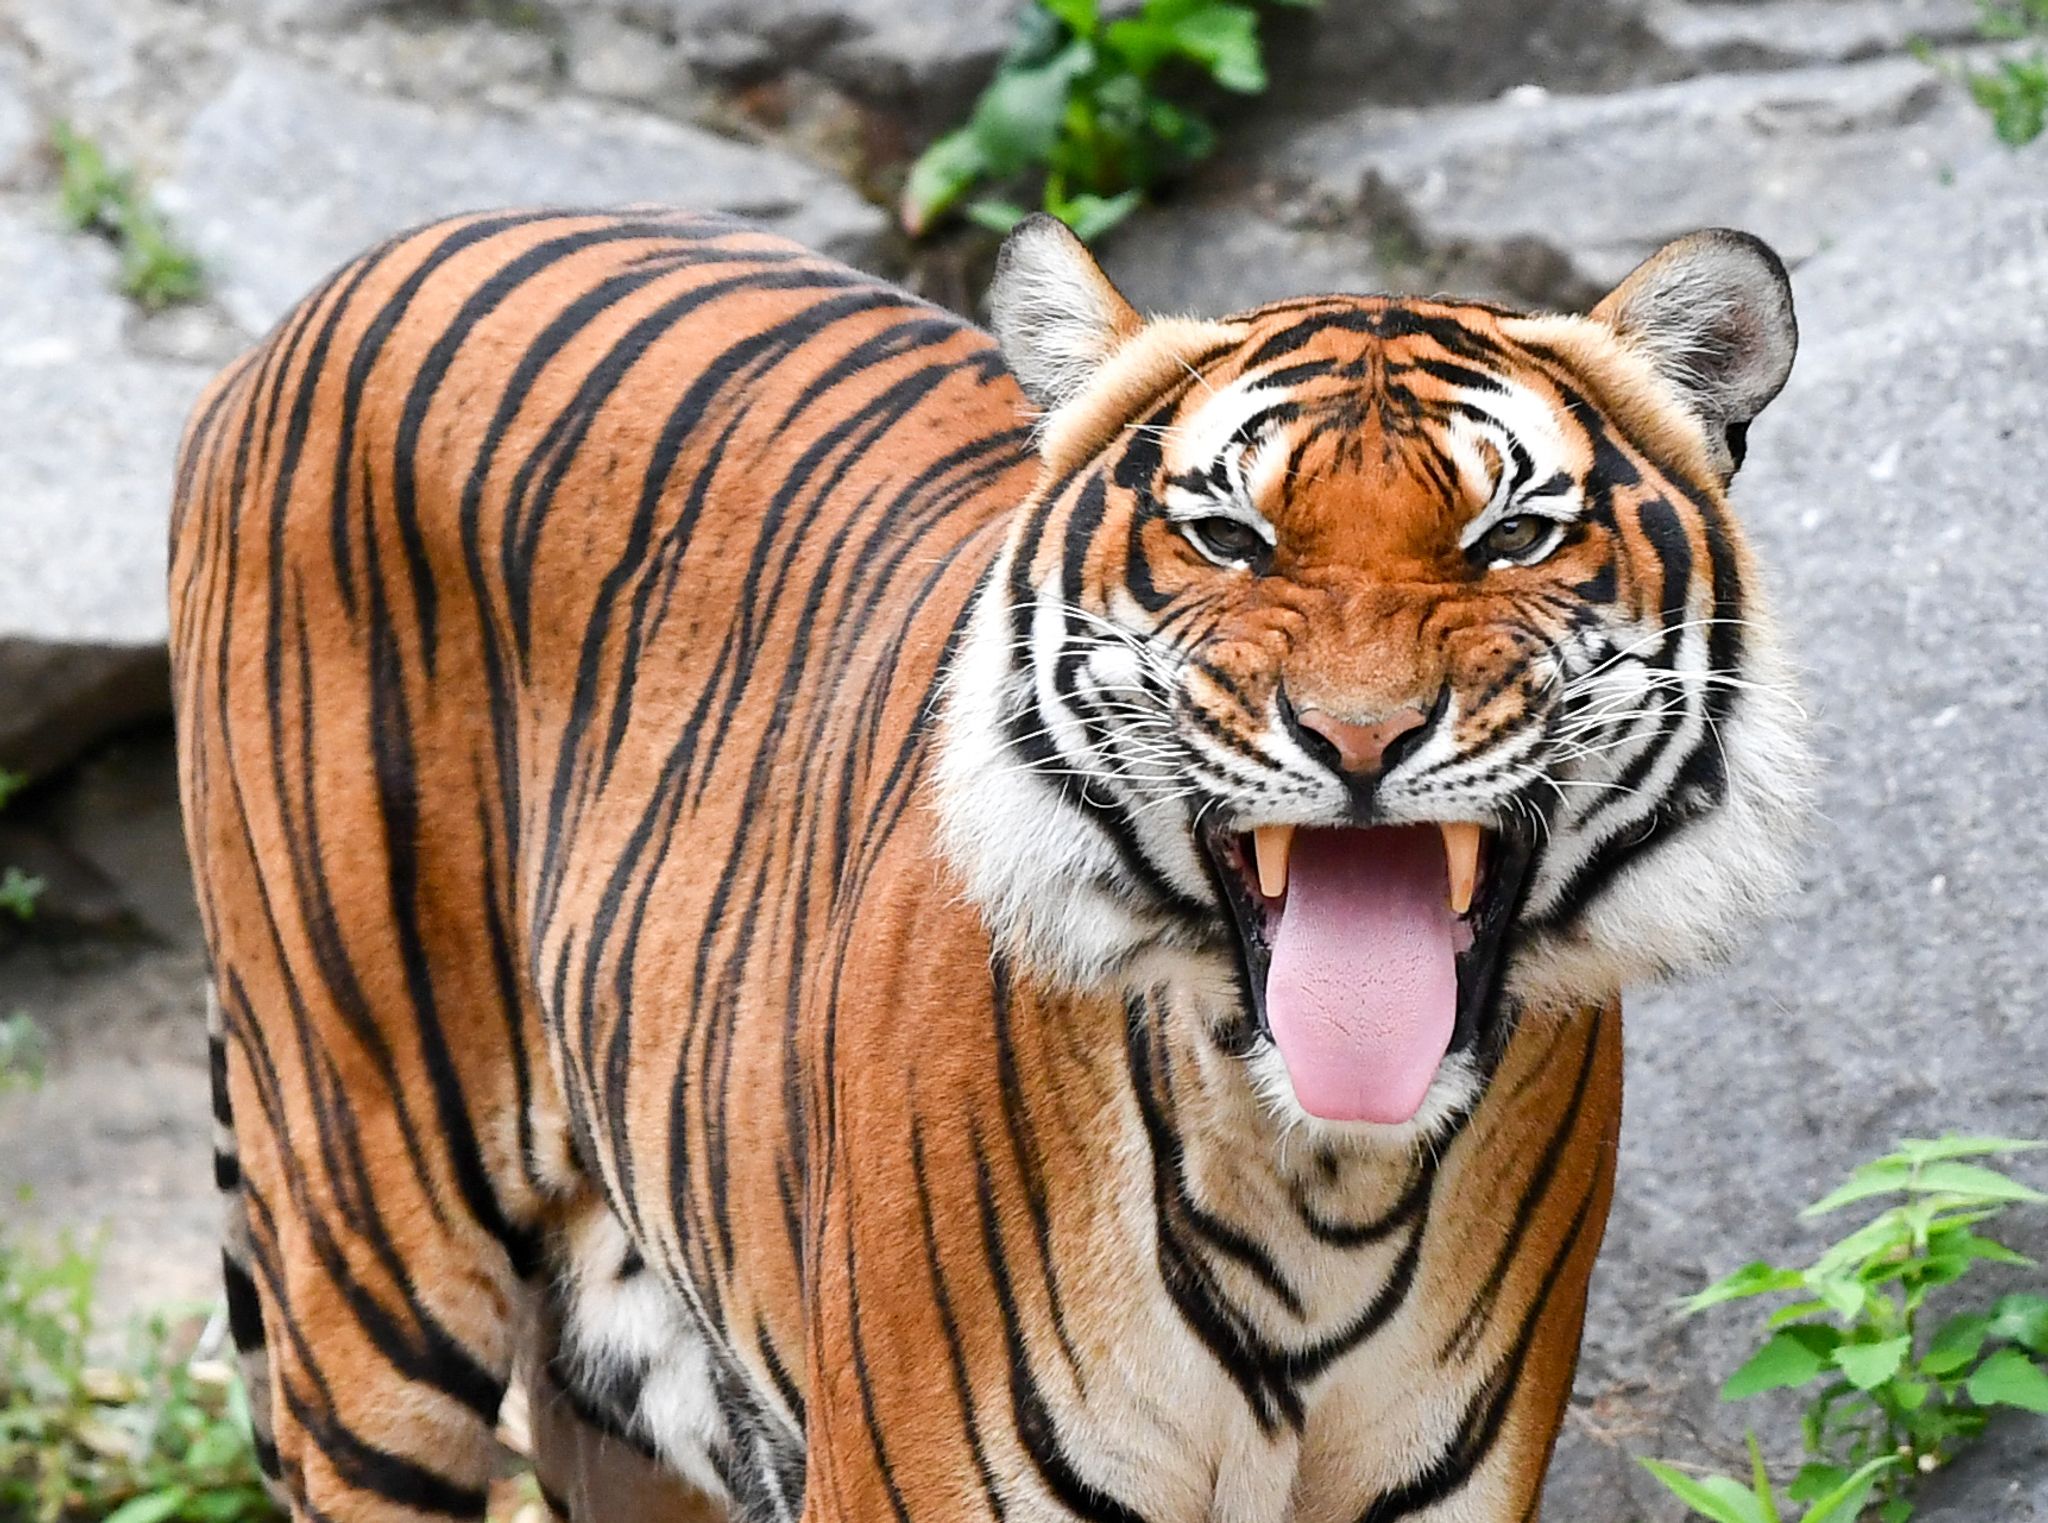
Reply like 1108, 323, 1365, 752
171, 208, 1036, 1517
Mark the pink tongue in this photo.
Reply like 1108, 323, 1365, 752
1265, 826, 1458, 1125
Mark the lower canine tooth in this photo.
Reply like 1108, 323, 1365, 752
1441, 822, 1482, 916
1252, 825, 1295, 900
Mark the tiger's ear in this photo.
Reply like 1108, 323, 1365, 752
988, 214, 1144, 413
1590, 229, 1797, 479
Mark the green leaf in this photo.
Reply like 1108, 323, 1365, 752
1966, 1348, 2048, 1412
1040, 0, 1098, 35
0, 865, 45, 920
185, 1490, 270, 1523
1908, 1161, 2046, 1204
1888, 1376, 1930, 1411
901, 128, 995, 234
1767, 1299, 1830, 1328
1047, 187, 1144, 242
1786, 1463, 1847, 1503
1946, 1231, 2035, 1267
1894, 1135, 2046, 1164
1683, 1261, 1803, 1316
1833, 1335, 1912, 1391
1810, 1209, 1913, 1279
1992, 1292, 2048, 1353
964, 198, 1034, 234
1876, 1499, 1913, 1523
1722, 1327, 1834, 1400
1745, 1433, 1782, 1523
1922, 1312, 1991, 1375
186, 1419, 248, 1470
1804, 1159, 1914, 1216
1800, 1456, 1902, 1523
1164, 2, 1268, 91
102, 1488, 193, 1523
1637, 1460, 1773, 1523
971, 41, 1095, 168
1144, 95, 1218, 159
1816, 1276, 1868, 1320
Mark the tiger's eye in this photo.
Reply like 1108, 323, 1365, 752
1480, 515, 1550, 561
1185, 516, 1266, 565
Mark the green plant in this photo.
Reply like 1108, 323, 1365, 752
0, 1232, 279, 1523
1642, 1136, 2048, 1522
0, 1014, 45, 1092
0, 865, 44, 923
902, 0, 1315, 242
1934, 0, 2048, 146
0, 767, 41, 925
50, 123, 205, 311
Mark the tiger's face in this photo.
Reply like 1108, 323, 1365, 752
936, 217, 1815, 1135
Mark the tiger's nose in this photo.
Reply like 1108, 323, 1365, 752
1296, 704, 1429, 776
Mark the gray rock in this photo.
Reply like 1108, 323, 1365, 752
672, 0, 1026, 128
0, 938, 219, 1329
1297, 56, 1996, 300
0, 202, 206, 778
4, 0, 149, 109
1114, 56, 1997, 316
1102, 190, 1398, 320
1647, 0, 1987, 76
1542, 136, 2048, 1522
0, 44, 37, 187
1255, 0, 1667, 118
162, 56, 891, 336
562, 9, 700, 111
213, 0, 399, 25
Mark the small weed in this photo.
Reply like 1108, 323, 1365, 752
0, 768, 41, 924
0, 768, 43, 1081
1642, 1136, 2048, 1522
902, 0, 1316, 242
0, 1232, 279, 1523
50, 123, 205, 312
0, 866, 45, 924
1925, 0, 2048, 146
0, 1014, 45, 1092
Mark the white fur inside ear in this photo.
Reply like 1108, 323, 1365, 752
988, 213, 1142, 413
1592, 228, 1798, 474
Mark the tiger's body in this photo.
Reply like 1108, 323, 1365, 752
170, 209, 1809, 1523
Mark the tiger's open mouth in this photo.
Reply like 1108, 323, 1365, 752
1198, 820, 1533, 1125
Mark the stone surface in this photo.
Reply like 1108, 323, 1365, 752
562, 8, 700, 110
162, 55, 892, 335
1647, 0, 1986, 75
0, 43, 36, 185
1112, 56, 1998, 316
0, 731, 214, 1330
1542, 134, 2048, 1522
1256, 0, 1667, 118
0, 204, 207, 777
672, 0, 1026, 127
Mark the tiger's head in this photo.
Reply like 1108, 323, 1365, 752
935, 215, 1815, 1134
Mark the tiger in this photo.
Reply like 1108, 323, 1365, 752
168, 206, 1814, 1523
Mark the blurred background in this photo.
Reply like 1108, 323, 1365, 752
0, 0, 2044, 1518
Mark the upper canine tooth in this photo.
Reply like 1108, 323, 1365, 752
1441, 822, 1482, 916
1252, 825, 1295, 900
